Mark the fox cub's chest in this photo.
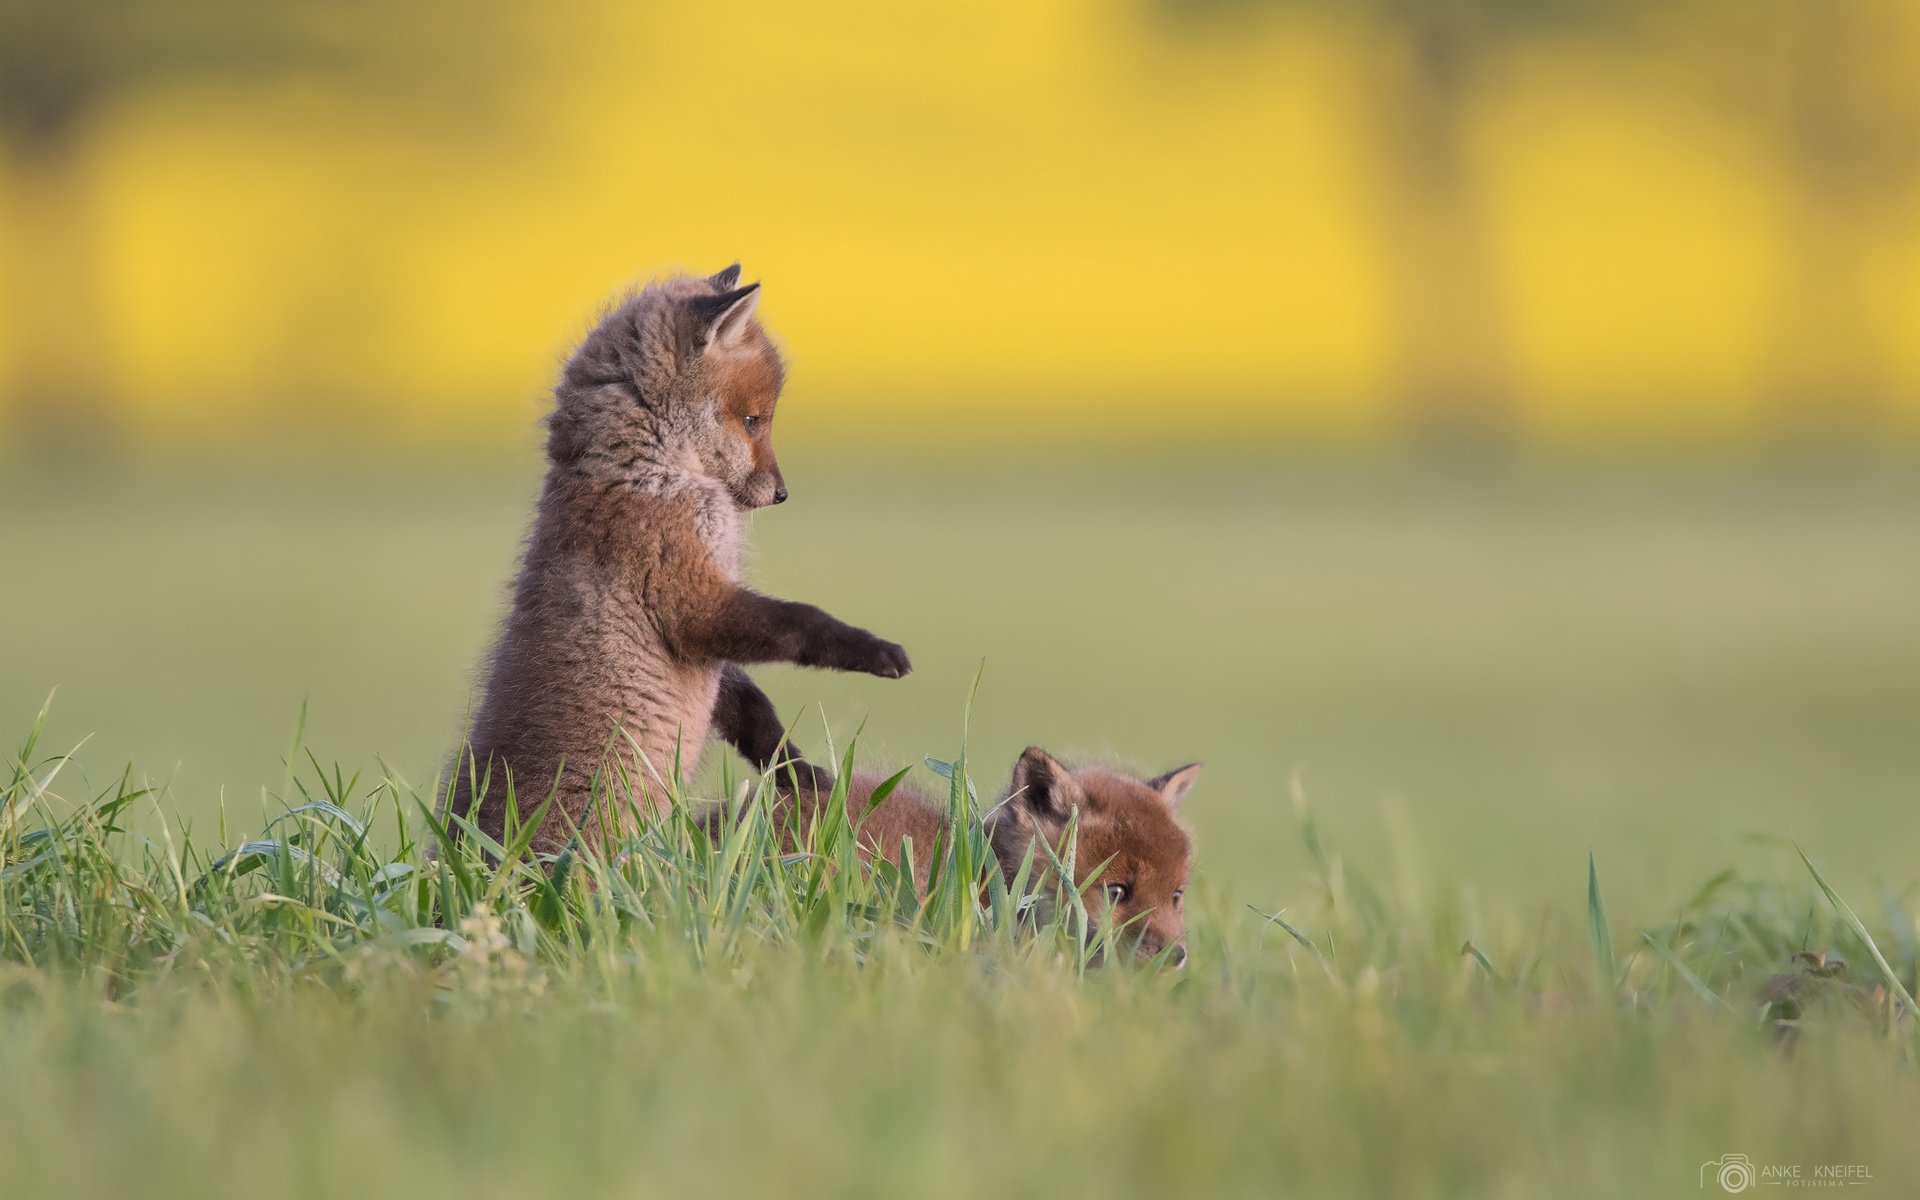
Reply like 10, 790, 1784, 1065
692, 489, 744, 578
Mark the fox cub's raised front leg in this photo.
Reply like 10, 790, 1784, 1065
690, 589, 911, 680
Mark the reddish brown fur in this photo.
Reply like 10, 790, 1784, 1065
732, 748, 1199, 964
1021, 763, 1196, 962
717, 347, 785, 492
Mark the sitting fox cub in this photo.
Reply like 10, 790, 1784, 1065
455, 267, 907, 853
721, 747, 1200, 964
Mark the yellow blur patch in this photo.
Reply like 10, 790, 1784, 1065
1, 1, 1917, 449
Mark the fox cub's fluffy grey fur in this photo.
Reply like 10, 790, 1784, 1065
454, 267, 908, 853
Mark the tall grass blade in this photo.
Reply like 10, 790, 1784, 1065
1798, 847, 1920, 1022
1587, 852, 1617, 996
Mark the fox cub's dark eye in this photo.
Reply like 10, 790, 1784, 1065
1172, 890, 1184, 908
743, 415, 761, 434
1105, 882, 1131, 904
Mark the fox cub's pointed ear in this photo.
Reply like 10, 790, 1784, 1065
1146, 763, 1203, 811
687, 282, 761, 354
1008, 747, 1084, 824
708, 263, 742, 290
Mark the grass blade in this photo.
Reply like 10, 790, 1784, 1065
1638, 932, 1733, 1012
1798, 847, 1920, 1022
1587, 852, 1616, 996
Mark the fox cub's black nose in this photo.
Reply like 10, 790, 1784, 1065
772, 486, 789, 504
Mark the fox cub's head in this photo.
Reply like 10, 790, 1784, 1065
552, 264, 789, 510
987, 747, 1201, 966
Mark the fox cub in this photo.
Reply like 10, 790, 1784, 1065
724, 747, 1200, 964
455, 267, 907, 853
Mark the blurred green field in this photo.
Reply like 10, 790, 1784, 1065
4, 450, 1917, 915
7, 449, 1920, 1200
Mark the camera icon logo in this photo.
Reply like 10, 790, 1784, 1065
1701, 1153, 1755, 1193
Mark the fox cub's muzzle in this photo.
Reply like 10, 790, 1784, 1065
738, 464, 786, 509
727, 444, 786, 508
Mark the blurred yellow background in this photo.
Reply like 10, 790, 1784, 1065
4, 0, 1919, 452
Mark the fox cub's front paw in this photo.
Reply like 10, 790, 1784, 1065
845, 631, 911, 679
813, 626, 912, 679
861, 636, 912, 679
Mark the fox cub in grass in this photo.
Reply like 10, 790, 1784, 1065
720, 748, 1200, 965
455, 267, 908, 854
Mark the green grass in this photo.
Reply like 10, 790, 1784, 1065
4, 454, 1920, 1196
3, 700, 1918, 1199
